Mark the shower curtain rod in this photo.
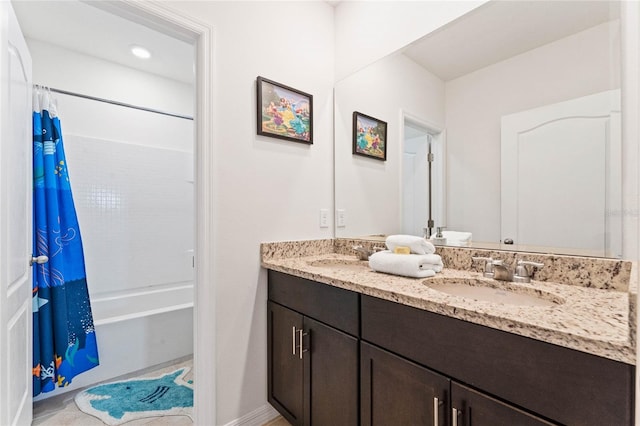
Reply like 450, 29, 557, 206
39, 86, 194, 121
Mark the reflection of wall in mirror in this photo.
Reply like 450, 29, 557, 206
446, 20, 620, 243
335, 52, 444, 237
335, 18, 622, 247
334, 1, 488, 80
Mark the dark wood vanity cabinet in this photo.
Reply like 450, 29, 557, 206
361, 341, 449, 425
450, 382, 555, 426
268, 271, 359, 426
268, 302, 305, 423
361, 294, 634, 426
361, 342, 553, 426
267, 271, 634, 426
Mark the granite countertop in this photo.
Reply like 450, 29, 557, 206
262, 242, 635, 365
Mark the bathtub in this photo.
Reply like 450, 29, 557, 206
34, 281, 194, 400
91, 281, 194, 326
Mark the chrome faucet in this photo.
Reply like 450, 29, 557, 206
353, 245, 385, 260
491, 260, 513, 281
472, 256, 494, 278
472, 257, 544, 283
513, 260, 545, 283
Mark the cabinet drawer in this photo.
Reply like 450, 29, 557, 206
452, 381, 555, 426
268, 270, 359, 336
361, 295, 634, 426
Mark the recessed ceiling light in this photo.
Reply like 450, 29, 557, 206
130, 45, 151, 60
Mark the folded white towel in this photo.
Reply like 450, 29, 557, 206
369, 251, 442, 278
430, 231, 472, 244
385, 234, 435, 255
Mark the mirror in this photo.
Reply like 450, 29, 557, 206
334, 0, 627, 258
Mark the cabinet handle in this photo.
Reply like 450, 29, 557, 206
292, 326, 297, 356
298, 329, 308, 359
433, 397, 443, 426
452, 407, 460, 426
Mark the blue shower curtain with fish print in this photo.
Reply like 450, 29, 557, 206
32, 90, 99, 396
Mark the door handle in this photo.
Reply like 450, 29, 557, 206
298, 329, 308, 360
30, 255, 48, 265
433, 396, 443, 426
452, 407, 461, 426
292, 326, 297, 356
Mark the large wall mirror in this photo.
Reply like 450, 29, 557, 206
334, 0, 631, 259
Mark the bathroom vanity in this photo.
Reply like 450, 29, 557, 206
263, 239, 636, 426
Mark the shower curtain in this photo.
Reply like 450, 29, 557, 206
32, 87, 99, 396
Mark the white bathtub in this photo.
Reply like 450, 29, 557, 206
91, 281, 194, 325
34, 282, 194, 400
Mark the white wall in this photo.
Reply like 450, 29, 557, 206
621, 1, 640, 265
619, 0, 640, 421
162, 2, 335, 424
445, 21, 621, 244
334, 0, 487, 80
335, 52, 444, 237
27, 38, 193, 117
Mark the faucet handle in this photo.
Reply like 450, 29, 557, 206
472, 256, 494, 278
514, 260, 544, 283
517, 260, 544, 268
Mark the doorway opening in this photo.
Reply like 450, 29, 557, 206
401, 113, 446, 238
9, 1, 214, 423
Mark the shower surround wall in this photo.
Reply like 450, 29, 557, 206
28, 39, 194, 398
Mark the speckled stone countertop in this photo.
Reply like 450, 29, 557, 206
261, 239, 636, 365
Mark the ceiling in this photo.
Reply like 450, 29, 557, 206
12, 1, 195, 84
12, 1, 619, 86
403, 0, 620, 82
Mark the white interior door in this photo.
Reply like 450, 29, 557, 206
501, 90, 621, 257
402, 134, 430, 236
0, 2, 33, 425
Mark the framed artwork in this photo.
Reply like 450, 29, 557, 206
257, 76, 313, 144
352, 111, 387, 161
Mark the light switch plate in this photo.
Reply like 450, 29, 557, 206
336, 209, 346, 227
320, 209, 329, 228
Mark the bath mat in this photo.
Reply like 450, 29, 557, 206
74, 367, 193, 425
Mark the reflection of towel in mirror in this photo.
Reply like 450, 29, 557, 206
430, 231, 472, 246
369, 251, 443, 278
386, 235, 436, 255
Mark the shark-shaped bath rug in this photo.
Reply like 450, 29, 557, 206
74, 368, 193, 425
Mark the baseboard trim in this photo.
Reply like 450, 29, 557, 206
223, 404, 280, 426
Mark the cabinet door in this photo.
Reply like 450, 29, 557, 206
268, 302, 304, 426
451, 382, 556, 426
361, 342, 449, 426
304, 317, 358, 426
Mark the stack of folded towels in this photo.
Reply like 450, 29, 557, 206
369, 235, 444, 278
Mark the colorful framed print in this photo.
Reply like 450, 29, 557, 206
257, 76, 313, 144
352, 111, 387, 161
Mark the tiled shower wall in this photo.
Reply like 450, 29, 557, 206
65, 135, 194, 297
57, 93, 194, 300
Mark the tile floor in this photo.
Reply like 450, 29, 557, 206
262, 416, 290, 426
32, 357, 293, 426
32, 357, 194, 426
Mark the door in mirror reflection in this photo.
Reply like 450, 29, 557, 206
501, 90, 621, 258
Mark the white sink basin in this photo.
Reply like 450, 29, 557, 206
308, 259, 370, 271
425, 278, 563, 307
